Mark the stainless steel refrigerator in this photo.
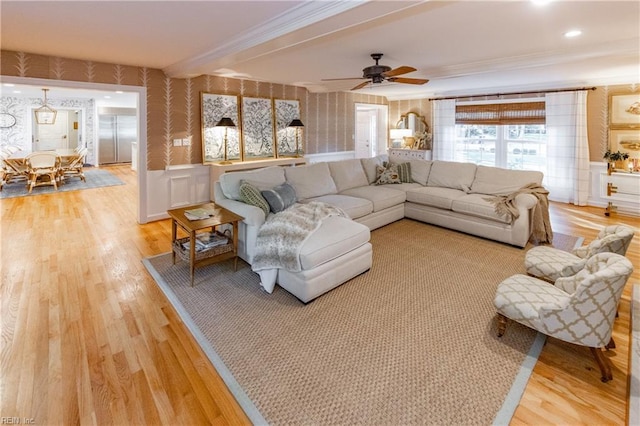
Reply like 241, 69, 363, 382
98, 108, 137, 164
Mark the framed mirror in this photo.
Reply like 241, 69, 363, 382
396, 112, 428, 134
395, 112, 431, 149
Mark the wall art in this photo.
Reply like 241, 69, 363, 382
274, 99, 301, 157
201, 92, 240, 163
610, 128, 640, 159
241, 97, 274, 159
610, 93, 640, 129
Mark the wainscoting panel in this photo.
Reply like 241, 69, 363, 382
146, 165, 212, 222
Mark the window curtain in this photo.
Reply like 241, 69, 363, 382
544, 91, 589, 205
431, 99, 456, 161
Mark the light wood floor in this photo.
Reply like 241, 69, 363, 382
1, 164, 638, 425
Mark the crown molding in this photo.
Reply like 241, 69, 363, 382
164, 1, 366, 78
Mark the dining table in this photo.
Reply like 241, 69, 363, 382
5, 148, 79, 181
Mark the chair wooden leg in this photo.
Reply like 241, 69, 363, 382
496, 313, 508, 337
590, 347, 613, 383
606, 337, 616, 350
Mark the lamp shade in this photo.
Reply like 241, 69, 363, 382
215, 117, 236, 127
288, 119, 304, 127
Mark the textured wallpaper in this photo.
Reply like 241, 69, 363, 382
0, 50, 386, 171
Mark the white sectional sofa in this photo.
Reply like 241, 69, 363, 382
213, 155, 544, 302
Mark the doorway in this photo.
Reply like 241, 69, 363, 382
3, 76, 147, 223
33, 109, 83, 151
354, 103, 388, 158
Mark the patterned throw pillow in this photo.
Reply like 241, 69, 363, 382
392, 162, 412, 183
375, 163, 401, 185
239, 182, 270, 217
261, 182, 298, 213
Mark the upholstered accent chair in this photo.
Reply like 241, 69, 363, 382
524, 225, 635, 282
494, 252, 633, 382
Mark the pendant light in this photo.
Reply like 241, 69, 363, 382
34, 88, 57, 125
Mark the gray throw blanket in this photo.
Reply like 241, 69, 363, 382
484, 183, 553, 244
252, 201, 348, 273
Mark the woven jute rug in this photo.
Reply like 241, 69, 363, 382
144, 219, 579, 425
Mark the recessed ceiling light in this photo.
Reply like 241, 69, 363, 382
531, 0, 553, 6
564, 29, 582, 38
104, 95, 111, 99
4, 83, 15, 87
115, 91, 123, 94
13, 90, 21, 94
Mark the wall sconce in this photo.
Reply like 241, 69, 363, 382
288, 119, 304, 157
34, 88, 57, 125
215, 117, 236, 164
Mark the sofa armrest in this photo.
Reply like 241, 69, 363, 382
515, 193, 538, 210
214, 182, 266, 227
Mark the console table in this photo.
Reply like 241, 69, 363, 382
602, 171, 640, 216
388, 149, 432, 161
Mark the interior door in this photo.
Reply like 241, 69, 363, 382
34, 110, 69, 151
355, 107, 376, 158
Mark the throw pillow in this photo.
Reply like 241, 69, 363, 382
261, 183, 298, 213
392, 161, 412, 183
375, 163, 401, 185
239, 182, 270, 217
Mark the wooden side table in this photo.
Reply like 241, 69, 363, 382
167, 203, 244, 286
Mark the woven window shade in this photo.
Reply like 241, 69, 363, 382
455, 102, 545, 124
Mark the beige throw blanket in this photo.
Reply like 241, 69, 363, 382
252, 200, 347, 275
485, 183, 553, 244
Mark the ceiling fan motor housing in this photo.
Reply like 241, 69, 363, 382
362, 65, 391, 82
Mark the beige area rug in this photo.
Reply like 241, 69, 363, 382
144, 220, 579, 425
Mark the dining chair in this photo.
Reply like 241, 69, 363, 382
0, 152, 29, 189
494, 252, 633, 382
25, 151, 60, 193
60, 147, 87, 182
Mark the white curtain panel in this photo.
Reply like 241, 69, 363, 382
431, 99, 456, 161
544, 91, 590, 205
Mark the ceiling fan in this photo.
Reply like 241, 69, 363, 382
322, 53, 429, 90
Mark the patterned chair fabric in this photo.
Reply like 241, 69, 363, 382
494, 253, 633, 381
524, 225, 635, 282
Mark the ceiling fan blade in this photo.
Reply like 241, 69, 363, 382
321, 77, 366, 81
387, 77, 429, 85
351, 81, 370, 90
381, 66, 416, 78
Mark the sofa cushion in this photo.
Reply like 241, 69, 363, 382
261, 183, 297, 213
375, 163, 401, 185
328, 159, 369, 192
304, 194, 372, 219
427, 161, 477, 192
219, 166, 285, 200
360, 154, 389, 184
341, 185, 406, 212
239, 182, 270, 216
451, 194, 511, 224
285, 162, 338, 200
406, 186, 467, 210
469, 165, 544, 196
299, 216, 370, 270
408, 160, 432, 186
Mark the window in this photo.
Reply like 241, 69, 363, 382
454, 100, 547, 173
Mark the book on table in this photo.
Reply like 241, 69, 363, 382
184, 208, 215, 220
181, 232, 228, 252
